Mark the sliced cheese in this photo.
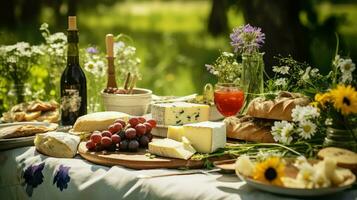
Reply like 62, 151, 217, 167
148, 138, 196, 160
167, 126, 185, 142
151, 102, 209, 126
167, 121, 226, 153
34, 131, 80, 158
72, 111, 130, 132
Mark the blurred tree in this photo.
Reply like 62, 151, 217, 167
240, 0, 310, 75
0, 0, 16, 28
68, 0, 78, 16
20, 0, 42, 25
208, 0, 229, 36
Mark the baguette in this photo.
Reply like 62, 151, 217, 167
247, 92, 310, 121
224, 116, 275, 143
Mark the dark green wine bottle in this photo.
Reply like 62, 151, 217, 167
60, 16, 87, 125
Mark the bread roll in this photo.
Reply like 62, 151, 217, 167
246, 92, 310, 121
224, 116, 275, 143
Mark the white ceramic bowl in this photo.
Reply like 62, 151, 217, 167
101, 88, 152, 116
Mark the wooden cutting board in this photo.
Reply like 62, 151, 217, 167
78, 142, 207, 169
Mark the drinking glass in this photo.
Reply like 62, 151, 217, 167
214, 83, 244, 117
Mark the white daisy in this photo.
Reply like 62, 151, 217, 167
292, 105, 320, 122
338, 58, 355, 73
95, 60, 106, 77
280, 122, 294, 144
84, 61, 98, 74
271, 121, 294, 144
341, 72, 353, 84
297, 120, 317, 139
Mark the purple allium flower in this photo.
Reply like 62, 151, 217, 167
23, 162, 45, 197
53, 165, 71, 191
230, 24, 265, 54
86, 47, 98, 54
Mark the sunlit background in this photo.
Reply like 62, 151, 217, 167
0, 0, 356, 114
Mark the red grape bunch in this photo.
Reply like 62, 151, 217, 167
86, 117, 156, 152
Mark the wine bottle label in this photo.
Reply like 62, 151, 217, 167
61, 87, 82, 113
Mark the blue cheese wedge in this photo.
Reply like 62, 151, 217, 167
148, 137, 196, 160
151, 102, 209, 126
167, 121, 226, 153
34, 132, 80, 158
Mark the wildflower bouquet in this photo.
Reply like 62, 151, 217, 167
0, 42, 43, 103
81, 46, 107, 112
205, 52, 241, 83
114, 38, 142, 82
265, 48, 357, 150
230, 24, 266, 109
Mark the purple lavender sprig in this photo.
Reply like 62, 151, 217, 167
230, 24, 265, 54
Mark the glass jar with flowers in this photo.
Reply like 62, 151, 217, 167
230, 24, 265, 113
0, 42, 43, 104
314, 85, 357, 151
205, 52, 244, 117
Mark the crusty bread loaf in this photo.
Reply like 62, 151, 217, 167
224, 116, 275, 143
318, 147, 357, 174
246, 92, 310, 121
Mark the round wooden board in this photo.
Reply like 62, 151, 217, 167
78, 142, 205, 169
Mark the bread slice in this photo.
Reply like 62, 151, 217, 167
318, 147, 357, 174
0, 123, 58, 139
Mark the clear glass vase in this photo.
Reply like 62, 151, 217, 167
324, 127, 357, 152
14, 82, 25, 103
240, 53, 264, 113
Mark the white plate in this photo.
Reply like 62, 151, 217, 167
238, 173, 355, 197
0, 122, 58, 151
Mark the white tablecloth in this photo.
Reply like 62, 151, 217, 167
1, 147, 357, 200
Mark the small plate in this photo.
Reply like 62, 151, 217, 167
0, 122, 58, 151
237, 168, 356, 197
213, 159, 236, 174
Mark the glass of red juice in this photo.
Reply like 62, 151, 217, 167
214, 83, 244, 117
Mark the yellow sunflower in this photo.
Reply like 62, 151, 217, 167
314, 92, 332, 107
253, 157, 285, 186
330, 85, 357, 115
